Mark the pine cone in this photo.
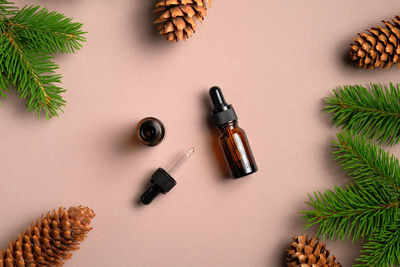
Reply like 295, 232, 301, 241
0, 206, 95, 267
153, 0, 211, 42
350, 15, 400, 69
286, 234, 342, 267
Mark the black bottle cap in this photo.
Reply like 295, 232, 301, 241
209, 86, 238, 127
140, 168, 177, 205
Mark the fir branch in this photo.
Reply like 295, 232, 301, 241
301, 183, 399, 242
9, 6, 85, 54
0, 0, 17, 18
1, 31, 64, 118
0, 54, 8, 99
0, 72, 9, 98
0, 1, 85, 118
355, 220, 400, 267
324, 83, 400, 146
334, 131, 400, 193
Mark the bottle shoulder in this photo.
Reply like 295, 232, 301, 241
218, 123, 247, 138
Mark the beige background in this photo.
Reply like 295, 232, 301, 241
1, 0, 400, 266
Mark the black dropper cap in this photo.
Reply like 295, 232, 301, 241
141, 168, 177, 205
140, 148, 194, 205
209, 86, 238, 127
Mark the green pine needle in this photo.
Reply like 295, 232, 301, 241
355, 220, 400, 267
324, 83, 400, 146
301, 183, 398, 242
0, 73, 9, 98
10, 6, 85, 54
0, 58, 8, 98
0, 0, 17, 18
1, 32, 64, 118
0, 1, 85, 118
333, 130, 400, 193
302, 131, 400, 239
302, 130, 400, 266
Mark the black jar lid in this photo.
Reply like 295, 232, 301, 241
136, 117, 165, 146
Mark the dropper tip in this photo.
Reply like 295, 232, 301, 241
186, 147, 195, 157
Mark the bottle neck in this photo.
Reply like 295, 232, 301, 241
217, 120, 238, 133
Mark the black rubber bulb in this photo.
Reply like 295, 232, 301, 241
209, 86, 228, 112
140, 168, 177, 205
141, 185, 161, 205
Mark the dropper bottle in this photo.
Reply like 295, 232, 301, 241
209, 86, 258, 178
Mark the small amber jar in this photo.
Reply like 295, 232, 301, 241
136, 117, 165, 146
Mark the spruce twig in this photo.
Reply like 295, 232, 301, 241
0, 0, 16, 18
10, 6, 85, 54
302, 183, 398, 242
0, 62, 9, 97
333, 130, 400, 193
302, 131, 400, 266
355, 219, 400, 267
0, 1, 85, 118
324, 83, 400, 146
1, 32, 64, 118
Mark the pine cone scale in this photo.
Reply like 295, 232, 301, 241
286, 234, 342, 267
180, 5, 195, 17
154, 0, 210, 41
0, 206, 94, 267
350, 15, 400, 69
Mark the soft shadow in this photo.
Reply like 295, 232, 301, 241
113, 123, 144, 156
288, 196, 318, 235
341, 46, 356, 68
7, 89, 33, 116
334, 32, 399, 73
132, 0, 169, 46
321, 136, 348, 183
201, 92, 231, 180
315, 99, 348, 183
335, 33, 362, 72
4, 90, 49, 120
272, 198, 318, 267
324, 238, 364, 266
317, 97, 335, 128
278, 238, 290, 267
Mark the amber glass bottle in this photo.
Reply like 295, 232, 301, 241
209, 86, 257, 178
136, 117, 165, 146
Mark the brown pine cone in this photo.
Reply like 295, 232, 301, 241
153, 0, 211, 42
0, 206, 95, 267
350, 15, 400, 69
286, 234, 342, 267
